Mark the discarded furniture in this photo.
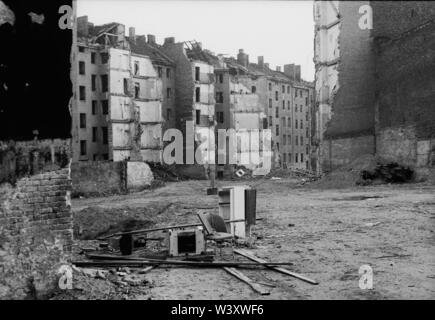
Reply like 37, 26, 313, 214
197, 212, 234, 257
218, 186, 257, 238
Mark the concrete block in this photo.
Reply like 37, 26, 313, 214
126, 161, 154, 191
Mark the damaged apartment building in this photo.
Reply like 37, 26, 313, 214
72, 17, 176, 163
223, 50, 315, 171
313, 1, 435, 178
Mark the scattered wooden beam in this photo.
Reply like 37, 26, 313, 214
223, 267, 270, 295
98, 218, 263, 240
234, 249, 318, 285
73, 258, 294, 268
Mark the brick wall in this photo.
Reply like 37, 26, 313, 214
324, 1, 376, 140
373, 2, 435, 178
0, 167, 73, 299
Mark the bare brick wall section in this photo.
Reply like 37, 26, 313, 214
324, 1, 376, 139
0, 168, 73, 299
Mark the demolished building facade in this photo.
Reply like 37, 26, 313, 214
313, 1, 435, 178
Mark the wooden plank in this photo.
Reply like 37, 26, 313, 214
234, 249, 319, 285
223, 267, 270, 295
74, 258, 294, 268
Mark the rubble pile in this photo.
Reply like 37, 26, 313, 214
359, 162, 414, 185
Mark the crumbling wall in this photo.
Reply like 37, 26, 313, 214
0, 0, 74, 299
71, 161, 126, 197
373, 1, 435, 178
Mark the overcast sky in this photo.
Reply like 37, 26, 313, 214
77, 0, 315, 81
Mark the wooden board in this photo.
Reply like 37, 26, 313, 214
234, 249, 319, 285
223, 267, 270, 295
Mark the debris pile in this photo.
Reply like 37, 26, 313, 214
359, 162, 414, 185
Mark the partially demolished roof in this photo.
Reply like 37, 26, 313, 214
128, 37, 174, 66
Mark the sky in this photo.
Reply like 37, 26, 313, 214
77, 0, 315, 81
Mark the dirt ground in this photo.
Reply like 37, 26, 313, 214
62, 178, 435, 300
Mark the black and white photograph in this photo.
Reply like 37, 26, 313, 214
0, 0, 434, 305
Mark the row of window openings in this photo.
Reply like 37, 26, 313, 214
269, 116, 306, 129
79, 58, 172, 80
79, 79, 172, 101
282, 153, 307, 164
268, 83, 306, 98
78, 49, 108, 64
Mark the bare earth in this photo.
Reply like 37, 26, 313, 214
70, 178, 435, 300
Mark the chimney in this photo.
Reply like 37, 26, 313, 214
147, 34, 156, 44
77, 16, 89, 37
284, 64, 295, 80
136, 35, 146, 45
237, 49, 249, 68
164, 37, 175, 45
129, 27, 136, 43
295, 65, 301, 82
276, 66, 281, 72
258, 56, 264, 68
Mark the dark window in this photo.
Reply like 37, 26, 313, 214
79, 61, 85, 75
167, 108, 171, 119
295, 135, 298, 145
283, 153, 286, 163
102, 127, 108, 145
158, 66, 163, 78
306, 145, 309, 154
275, 91, 278, 101
167, 88, 172, 99
79, 86, 86, 101
283, 135, 287, 145
251, 86, 256, 93
300, 90, 302, 97
92, 127, 97, 142
295, 153, 298, 163
305, 97, 308, 105
287, 86, 290, 94
134, 61, 139, 75
282, 100, 285, 110
195, 87, 200, 103
196, 110, 201, 125
91, 75, 96, 91
101, 52, 109, 64
91, 52, 96, 64
300, 136, 303, 145
219, 74, 223, 83
78, 46, 85, 53
263, 118, 268, 129
102, 154, 109, 160
93, 154, 98, 161
134, 82, 140, 99
269, 99, 272, 108
101, 75, 108, 92
195, 67, 200, 81
275, 107, 279, 118
268, 116, 272, 126
92, 100, 97, 115
289, 153, 292, 162
217, 111, 224, 123
166, 68, 171, 78
288, 117, 291, 127
102, 100, 108, 115
300, 120, 303, 129
79, 113, 86, 128
276, 124, 279, 136
306, 127, 309, 137
282, 117, 286, 127
276, 142, 279, 151
268, 83, 272, 91
294, 89, 297, 98
123, 78, 129, 95
282, 85, 285, 93
295, 119, 298, 129
301, 153, 304, 162
215, 92, 223, 103
288, 101, 290, 110
80, 140, 87, 156
300, 105, 303, 112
